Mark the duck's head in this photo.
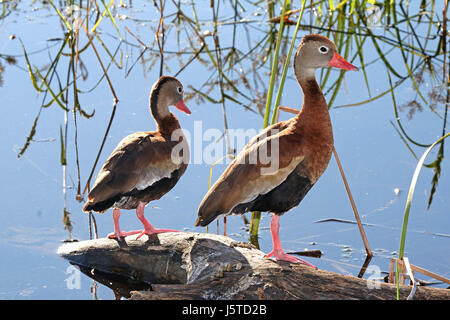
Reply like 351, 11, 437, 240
150, 76, 191, 120
294, 34, 357, 80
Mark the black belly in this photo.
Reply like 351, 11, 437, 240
231, 163, 314, 215
89, 167, 185, 212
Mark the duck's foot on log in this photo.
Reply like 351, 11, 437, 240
136, 228, 180, 239
265, 249, 317, 269
57, 232, 450, 300
107, 230, 141, 239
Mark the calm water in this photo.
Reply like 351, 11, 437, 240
0, 1, 448, 299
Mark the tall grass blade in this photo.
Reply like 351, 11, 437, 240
20, 40, 41, 92
34, 67, 69, 112
17, 108, 42, 158
270, 0, 306, 125
59, 125, 67, 166
386, 69, 431, 149
425, 144, 443, 209
91, 0, 115, 35
48, 0, 72, 31
396, 132, 450, 299
262, 0, 289, 129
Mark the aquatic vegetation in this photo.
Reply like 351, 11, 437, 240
1, 0, 448, 296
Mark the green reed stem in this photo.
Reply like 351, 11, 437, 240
48, 0, 72, 31
34, 67, 69, 111
396, 132, 450, 299
270, 0, 306, 125
262, 0, 289, 129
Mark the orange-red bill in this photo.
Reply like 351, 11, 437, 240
328, 53, 358, 71
175, 100, 191, 114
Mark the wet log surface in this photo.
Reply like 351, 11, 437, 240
57, 232, 450, 300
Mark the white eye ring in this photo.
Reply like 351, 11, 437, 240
177, 86, 183, 94
318, 46, 328, 54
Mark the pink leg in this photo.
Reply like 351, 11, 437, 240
107, 208, 141, 239
224, 216, 227, 236
265, 213, 317, 269
135, 202, 179, 239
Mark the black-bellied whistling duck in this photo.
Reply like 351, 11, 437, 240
195, 34, 357, 266
83, 76, 191, 239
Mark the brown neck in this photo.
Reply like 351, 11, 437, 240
294, 62, 327, 111
149, 77, 172, 126
298, 77, 325, 107
156, 112, 182, 136
293, 73, 331, 132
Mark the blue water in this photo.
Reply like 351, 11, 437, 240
0, 2, 448, 299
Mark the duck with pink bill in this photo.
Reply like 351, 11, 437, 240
195, 34, 358, 267
83, 76, 191, 239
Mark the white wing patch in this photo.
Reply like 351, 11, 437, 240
134, 160, 180, 191
135, 166, 173, 190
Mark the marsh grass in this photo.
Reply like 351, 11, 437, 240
248, 0, 448, 245
16, 0, 123, 236
396, 132, 450, 299
4, 1, 448, 287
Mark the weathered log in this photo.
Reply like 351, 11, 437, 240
57, 232, 449, 300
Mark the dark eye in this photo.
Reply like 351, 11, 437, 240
318, 46, 328, 54
177, 86, 183, 94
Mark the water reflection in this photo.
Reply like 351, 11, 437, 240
75, 264, 152, 300
0, 0, 449, 299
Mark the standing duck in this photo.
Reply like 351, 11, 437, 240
83, 76, 191, 239
195, 35, 357, 266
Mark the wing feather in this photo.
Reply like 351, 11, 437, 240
85, 131, 186, 209
196, 119, 305, 226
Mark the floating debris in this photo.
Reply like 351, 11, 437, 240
289, 249, 322, 258
229, 233, 241, 237
116, 14, 128, 20
315, 218, 373, 226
